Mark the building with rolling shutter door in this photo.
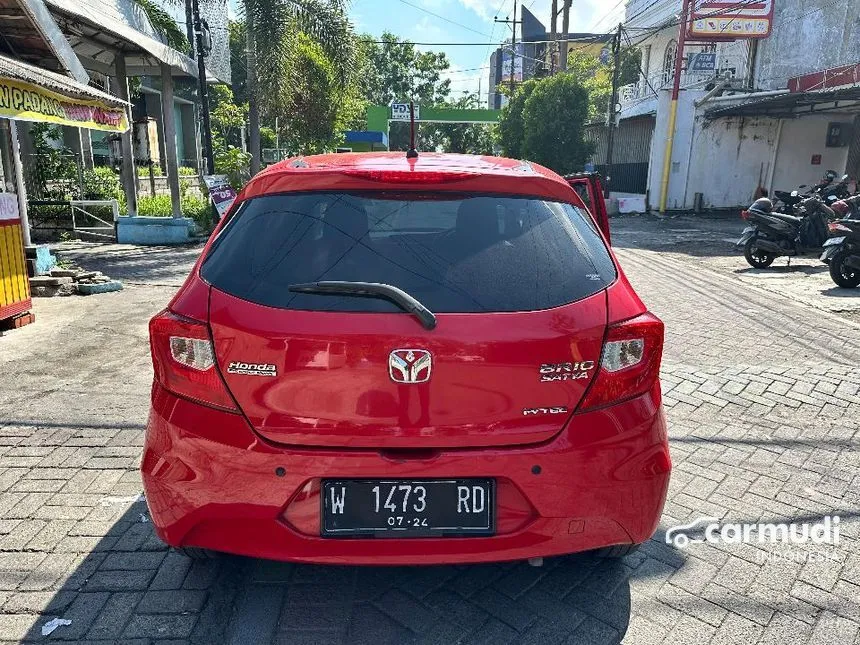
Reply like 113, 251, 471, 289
619, 0, 860, 211
585, 116, 655, 195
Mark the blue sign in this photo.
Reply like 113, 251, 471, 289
688, 52, 717, 72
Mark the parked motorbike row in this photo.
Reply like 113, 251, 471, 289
737, 172, 860, 288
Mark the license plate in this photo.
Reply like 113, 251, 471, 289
321, 479, 495, 537
823, 237, 846, 247
821, 246, 840, 261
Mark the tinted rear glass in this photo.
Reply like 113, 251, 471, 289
201, 192, 616, 313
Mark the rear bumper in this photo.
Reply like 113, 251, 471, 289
141, 383, 670, 565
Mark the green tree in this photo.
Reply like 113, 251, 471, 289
280, 32, 364, 153
521, 74, 594, 175
134, 0, 189, 51
243, 0, 357, 172
358, 33, 451, 106
228, 20, 248, 105
357, 33, 452, 150
496, 79, 537, 159
567, 46, 642, 121
423, 93, 495, 155
209, 85, 251, 187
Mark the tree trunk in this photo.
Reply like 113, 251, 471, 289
246, 11, 261, 176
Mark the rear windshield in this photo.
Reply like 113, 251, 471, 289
201, 192, 616, 314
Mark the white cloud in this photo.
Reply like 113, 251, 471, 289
452, 0, 503, 21
409, 15, 447, 43
519, 0, 625, 35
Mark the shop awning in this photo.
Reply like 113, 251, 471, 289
705, 86, 860, 119
0, 0, 88, 82
44, 0, 201, 79
0, 54, 129, 132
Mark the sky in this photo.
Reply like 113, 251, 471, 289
349, 0, 626, 102
225, 0, 627, 103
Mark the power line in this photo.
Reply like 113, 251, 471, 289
621, 26, 659, 98
363, 36, 609, 47
621, 0, 845, 94
626, 0, 780, 42
625, 0, 841, 49
484, 0, 512, 69
444, 65, 491, 75
588, 0, 626, 32
396, 0, 493, 37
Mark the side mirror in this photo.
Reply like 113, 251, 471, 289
797, 184, 807, 189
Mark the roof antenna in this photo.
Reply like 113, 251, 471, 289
406, 100, 419, 159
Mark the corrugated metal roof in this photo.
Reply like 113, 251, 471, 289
0, 0, 88, 82
705, 86, 860, 119
45, 0, 200, 78
0, 53, 127, 105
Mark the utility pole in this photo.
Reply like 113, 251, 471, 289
559, 0, 571, 71
188, 0, 215, 175
658, 0, 692, 212
247, 15, 261, 176
494, 0, 520, 98
550, 0, 558, 75
510, 0, 517, 96
604, 23, 622, 198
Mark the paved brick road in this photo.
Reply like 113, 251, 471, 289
0, 230, 858, 644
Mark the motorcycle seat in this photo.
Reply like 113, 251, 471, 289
768, 212, 803, 226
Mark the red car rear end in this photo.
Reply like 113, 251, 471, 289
141, 153, 670, 564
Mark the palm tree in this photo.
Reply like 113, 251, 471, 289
133, 0, 189, 51
133, 0, 356, 172
243, 0, 356, 173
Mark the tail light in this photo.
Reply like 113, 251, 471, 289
149, 310, 238, 411
829, 222, 851, 233
342, 169, 475, 184
579, 312, 664, 412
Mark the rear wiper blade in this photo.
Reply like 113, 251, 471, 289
288, 281, 437, 330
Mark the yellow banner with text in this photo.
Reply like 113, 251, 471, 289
0, 77, 128, 132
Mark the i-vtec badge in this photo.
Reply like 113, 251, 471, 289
227, 361, 277, 377
523, 406, 568, 416
539, 361, 595, 382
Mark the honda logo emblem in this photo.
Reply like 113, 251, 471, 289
389, 349, 432, 384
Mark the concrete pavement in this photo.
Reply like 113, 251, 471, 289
0, 220, 858, 644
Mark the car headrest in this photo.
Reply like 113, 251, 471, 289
323, 199, 369, 241
456, 198, 499, 244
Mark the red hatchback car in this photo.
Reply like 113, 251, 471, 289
142, 152, 670, 564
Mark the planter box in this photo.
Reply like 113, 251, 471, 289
116, 216, 194, 245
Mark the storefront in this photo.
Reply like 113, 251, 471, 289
0, 53, 128, 327
704, 81, 860, 200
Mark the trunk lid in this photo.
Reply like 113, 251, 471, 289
199, 189, 617, 448
209, 288, 607, 448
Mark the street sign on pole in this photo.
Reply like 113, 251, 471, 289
391, 103, 420, 121
688, 52, 717, 71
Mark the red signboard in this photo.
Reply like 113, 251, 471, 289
788, 62, 860, 93
688, 0, 774, 40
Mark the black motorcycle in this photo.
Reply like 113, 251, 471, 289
821, 195, 860, 288
818, 174, 853, 204
738, 196, 831, 268
772, 170, 839, 213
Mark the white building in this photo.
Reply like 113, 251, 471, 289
618, 0, 860, 211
